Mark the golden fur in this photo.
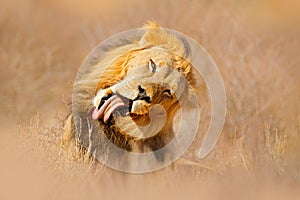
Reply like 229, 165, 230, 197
64, 22, 195, 160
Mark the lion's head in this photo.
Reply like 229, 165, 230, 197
90, 22, 194, 141
71, 21, 197, 156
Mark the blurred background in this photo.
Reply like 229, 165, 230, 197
0, 0, 299, 199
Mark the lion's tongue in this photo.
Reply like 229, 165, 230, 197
92, 95, 126, 123
92, 108, 102, 120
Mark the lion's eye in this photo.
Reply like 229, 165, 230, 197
149, 59, 157, 72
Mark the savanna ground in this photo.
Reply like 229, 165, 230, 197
0, 0, 300, 199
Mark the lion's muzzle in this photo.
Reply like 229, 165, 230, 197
92, 85, 153, 123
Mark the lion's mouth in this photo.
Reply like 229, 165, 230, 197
92, 94, 132, 123
92, 84, 155, 123
92, 94, 133, 122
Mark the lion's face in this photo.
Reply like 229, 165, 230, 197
93, 47, 187, 126
114, 47, 187, 112
90, 23, 192, 139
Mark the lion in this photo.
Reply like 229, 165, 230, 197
63, 22, 196, 164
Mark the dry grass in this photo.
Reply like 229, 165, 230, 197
0, 0, 300, 199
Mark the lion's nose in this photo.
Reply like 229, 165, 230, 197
135, 85, 151, 103
138, 85, 146, 96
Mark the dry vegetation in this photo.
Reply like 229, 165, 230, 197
0, 0, 300, 199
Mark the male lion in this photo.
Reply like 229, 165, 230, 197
64, 22, 196, 164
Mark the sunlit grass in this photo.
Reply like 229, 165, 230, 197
1, 0, 299, 199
